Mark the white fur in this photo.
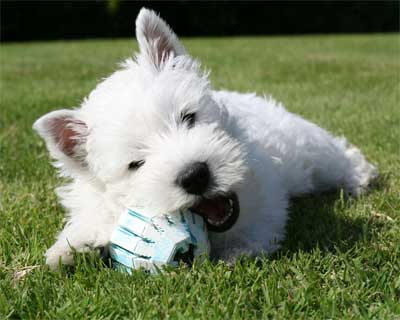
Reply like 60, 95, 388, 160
33, 8, 378, 269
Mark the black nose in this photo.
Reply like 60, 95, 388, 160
176, 161, 210, 195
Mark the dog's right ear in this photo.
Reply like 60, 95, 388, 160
33, 110, 88, 167
135, 8, 186, 70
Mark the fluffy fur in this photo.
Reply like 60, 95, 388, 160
34, 8, 378, 269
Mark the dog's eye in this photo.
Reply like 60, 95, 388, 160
181, 112, 196, 128
128, 160, 145, 170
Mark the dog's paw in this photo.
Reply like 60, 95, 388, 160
45, 242, 76, 269
214, 248, 255, 266
45, 221, 115, 269
45, 243, 109, 270
345, 146, 378, 196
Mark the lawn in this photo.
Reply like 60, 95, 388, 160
1, 34, 399, 319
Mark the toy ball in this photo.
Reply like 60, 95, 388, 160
109, 207, 209, 273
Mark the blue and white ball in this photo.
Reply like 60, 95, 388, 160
109, 207, 209, 273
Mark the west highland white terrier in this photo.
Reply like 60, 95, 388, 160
34, 8, 378, 269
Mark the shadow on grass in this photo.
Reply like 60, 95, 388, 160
280, 192, 364, 255
274, 176, 387, 259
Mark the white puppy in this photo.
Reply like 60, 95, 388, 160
34, 8, 378, 269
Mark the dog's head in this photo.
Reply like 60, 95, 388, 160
33, 8, 247, 232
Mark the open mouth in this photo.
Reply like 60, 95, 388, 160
190, 192, 240, 232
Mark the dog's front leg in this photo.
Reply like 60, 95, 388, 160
45, 218, 115, 269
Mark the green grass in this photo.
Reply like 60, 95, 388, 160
1, 34, 399, 319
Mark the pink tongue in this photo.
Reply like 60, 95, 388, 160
195, 198, 228, 222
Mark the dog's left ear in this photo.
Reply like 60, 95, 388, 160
135, 8, 186, 69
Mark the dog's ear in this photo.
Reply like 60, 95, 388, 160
135, 8, 186, 69
33, 110, 88, 166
